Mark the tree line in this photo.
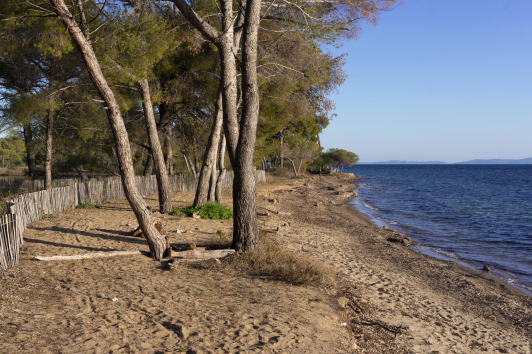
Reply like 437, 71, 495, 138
0, 0, 396, 259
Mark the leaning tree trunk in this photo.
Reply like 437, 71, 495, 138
44, 109, 53, 190
231, 0, 262, 252
50, 0, 166, 259
137, 78, 172, 214
143, 153, 154, 176
215, 134, 227, 204
23, 122, 36, 180
193, 89, 223, 207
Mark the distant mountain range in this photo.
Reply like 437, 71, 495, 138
359, 157, 532, 165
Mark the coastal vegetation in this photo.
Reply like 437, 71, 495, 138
0, 0, 376, 257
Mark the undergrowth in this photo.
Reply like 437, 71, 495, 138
198, 230, 334, 286
76, 203, 98, 209
172, 202, 233, 219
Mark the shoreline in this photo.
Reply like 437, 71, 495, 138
266, 173, 531, 352
348, 176, 532, 297
1, 174, 531, 353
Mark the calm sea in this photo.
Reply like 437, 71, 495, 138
343, 165, 532, 295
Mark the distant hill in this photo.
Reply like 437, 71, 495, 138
454, 157, 532, 165
359, 160, 448, 165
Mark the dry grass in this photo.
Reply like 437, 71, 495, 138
197, 230, 335, 286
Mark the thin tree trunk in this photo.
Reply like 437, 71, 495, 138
280, 131, 284, 168
287, 158, 297, 177
215, 134, 227, 204
50, 0, 166, 259
297, 159, 303, 176
158, 102, 174, 175
165, 134, 173, 175
231, 0, 261, 252
44, 108, 53, 190
183, 154, 191, 174
193, 89, 223, 207
208, 158, 217, 202
75, 166, 89, 181
23, 122, 36, 180
143, 153, 154, 176
137, 78, 172, 214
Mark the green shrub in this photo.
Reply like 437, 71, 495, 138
172, 203, 233, 219
198, 203, 233, 219
171, 206, 186, 218
76, 203, 97, 209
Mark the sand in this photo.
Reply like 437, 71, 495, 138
1, 174, 531, 353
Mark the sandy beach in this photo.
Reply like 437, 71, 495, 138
1, 174, 531, 353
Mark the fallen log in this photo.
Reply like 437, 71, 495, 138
34, 250, 142, 261
169, 248, 235, 260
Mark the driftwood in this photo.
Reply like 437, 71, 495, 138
34, 250, 142, 261
169, 248, 235, 260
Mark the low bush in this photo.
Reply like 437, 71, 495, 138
172, 203, 233, 220
199, 231, 334, 286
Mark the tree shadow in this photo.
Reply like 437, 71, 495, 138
32, 226, 146, 246
24, 237, 119, 253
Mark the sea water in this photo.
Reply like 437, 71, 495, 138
342, 165, 532, 295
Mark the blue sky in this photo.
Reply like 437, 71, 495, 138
321, 0, 532, 163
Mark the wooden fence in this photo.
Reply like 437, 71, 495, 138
0, 170, 266, 272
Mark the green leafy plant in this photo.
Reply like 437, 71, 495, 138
171, 206, 186, 218
172, 203, 233, 219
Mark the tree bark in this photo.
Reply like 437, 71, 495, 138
137, 78, 172, 214
23, 122, 36, 180
231, 0, 262, 252
44, 107, 53, 190
143, 152, 154, 176
280, 131, 284, 168
158, 102, 174, 175
215, 134, 227, 204
208, 158, 217, 202
75, 165, 89, 181
193, 89, 223, 207
50, 0, 166, 259
286, 158, 297, 177
183, 154, 191, 174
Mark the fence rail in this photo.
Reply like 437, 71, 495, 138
0, 170, 266, 272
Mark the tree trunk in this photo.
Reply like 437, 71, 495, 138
183, 154, 191, 174
75, 165, 89, 181
165, 135, 173, 175
208, 160, 217, 202
23, 122, 36, 180
215, 134, 227, 204
341, 165, 344, 173
143, 153, 154, 176
50, 0, 166, 259
297, 159, 303, 176
231, 0, 262, 252
158, 102, 174, 175
287, 158, 297, 177
193, 89, 223, 207
137, 78, 172, 214
44, 109, 53, 190
280, 131, 284, 168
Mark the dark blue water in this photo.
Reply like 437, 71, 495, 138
343, 165, 532, 295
